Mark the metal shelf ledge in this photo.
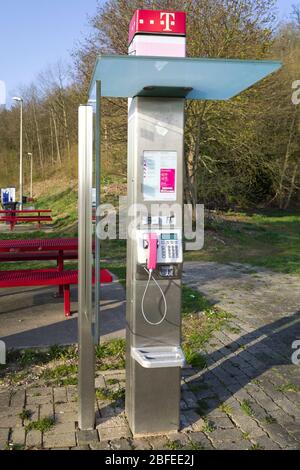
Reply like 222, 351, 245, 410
131, 346, 185, 369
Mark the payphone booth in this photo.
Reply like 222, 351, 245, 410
78, 9, 281, 435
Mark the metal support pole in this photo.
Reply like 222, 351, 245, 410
30, 153, 33, 199
19, 101, 23, 209
94, 81, 101, 344
78, 104, 95, 430
28, 153, 33, 199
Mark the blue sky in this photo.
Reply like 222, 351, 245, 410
0, 0, 102, 104
0, 0, 297, 105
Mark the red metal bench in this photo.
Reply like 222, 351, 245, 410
0, 251, 78, 263
0, 210, 53, 231
0, 269, 113, 317
0, 216, 53, 231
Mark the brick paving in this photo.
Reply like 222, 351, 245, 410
0, 261, 300, 450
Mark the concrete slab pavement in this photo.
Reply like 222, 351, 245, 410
0, 279, 126, 349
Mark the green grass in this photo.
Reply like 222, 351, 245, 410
249, 443, 265, 451
182, 286, 211, 316
183, 346, 207, 368
219, 403, 233, 415
165, 440, 184, 450
276, 383, 300, 393
96, 387, 125, 402
36, 187, 78, 232
240, 400, 254, 417
96, 339, 126, 371
187, 441, 206, 450
7, 345, 77, 367
202, 418, 215, 433
0, 340, 125, 387
41, 364, 78, 386
182, 307, 232, 368
19, 409, 32, 421
106, 264, 126, 286
264, 415, 277, 424
25, 417, 55, 433
101, 240, 126, 263
185, 210, 300, 275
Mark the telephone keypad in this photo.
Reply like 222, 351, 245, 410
160, 240, 181, 262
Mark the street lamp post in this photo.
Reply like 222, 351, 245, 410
12, 97, 23, 209
28, 153, 33, 199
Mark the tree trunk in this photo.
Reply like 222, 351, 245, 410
51, 108, 62, 166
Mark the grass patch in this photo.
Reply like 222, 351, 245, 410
249, 443, 265, 450
264, 415, 277, 424
182, 306, 232, 368
240, 400, 254, 417
186, 441, 206, 450
19, 409, 32, 421
41, 364, 78, 386
183, 346, 207, 369
276, 383, 300, 393
219, 403, 233, 415
25, 417, 55, 433
101, 240, 126, 264
6, 345, 77, 369
106, 378, 120, 385
1, 340, 125, 388
96, 387, 125, 402
182, 286, 211, 316
165, 440, 184, 450
185, 210, 300, 276
106, 264, 126, 286
96, 339, 126, 371
225, 325, 241, 334
202, 418, 215, 433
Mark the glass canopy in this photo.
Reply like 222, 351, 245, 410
88, 55, 282, 102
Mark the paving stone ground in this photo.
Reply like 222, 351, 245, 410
0, 261, 300, 450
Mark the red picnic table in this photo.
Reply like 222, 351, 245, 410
0, 238, 112, 317
0, 237, 78, 269
0, 209, 53, 231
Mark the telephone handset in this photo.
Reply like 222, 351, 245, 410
141, 232, 167, 327
145, 233, 158, 272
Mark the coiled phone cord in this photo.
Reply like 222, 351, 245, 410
141, 267, 168, 326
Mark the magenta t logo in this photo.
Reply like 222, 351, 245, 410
160, 12, 176, 32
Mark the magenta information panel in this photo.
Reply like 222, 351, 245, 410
160, 169, 176, 193
143, 151, 177, 201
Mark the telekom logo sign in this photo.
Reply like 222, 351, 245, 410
160, 12, 176, 32
129, 10, 186, 44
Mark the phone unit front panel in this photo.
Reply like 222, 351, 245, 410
136, 229, 183, 266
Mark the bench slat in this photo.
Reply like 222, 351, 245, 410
0, 269, 113, 287
0, 251, 78, 262
0, 217, 52, 222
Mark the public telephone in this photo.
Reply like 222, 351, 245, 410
136, 228, 183, 326
137, 229, 183, 268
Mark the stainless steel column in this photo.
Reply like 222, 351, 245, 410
78, 105, 95, 430
94, 81, 101, 344
126, 97, 185, 436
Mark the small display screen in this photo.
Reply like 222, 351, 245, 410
161, 233, 178, 241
